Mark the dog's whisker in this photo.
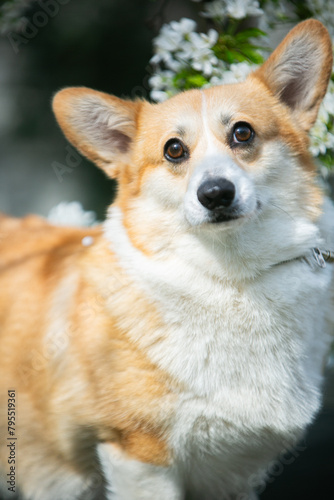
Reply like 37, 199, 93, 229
268, 202, 295, 221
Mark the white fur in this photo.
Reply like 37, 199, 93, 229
103, 178, 334, 498
183, 93, 257, 227
0, 447, 92, 500
3, 21, 333, 500
184, 152, 257, 226
97, 443, 182, 500
200, 91, 219, 156
100, 99, 334, 498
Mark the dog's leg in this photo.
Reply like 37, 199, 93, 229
97, 442, 183, 500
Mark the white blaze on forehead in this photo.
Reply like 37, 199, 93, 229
200, 91, 221, 155
182, 92, 257, 227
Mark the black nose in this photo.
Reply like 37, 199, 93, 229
197, 178, 236, 210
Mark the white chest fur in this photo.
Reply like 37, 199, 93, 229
104, 205, 334, 496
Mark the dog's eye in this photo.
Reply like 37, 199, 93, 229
164, 138, 188, 162
232, 123, 253, 144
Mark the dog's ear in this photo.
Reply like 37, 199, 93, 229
52, 87, 142, 178
251, 19, 333, 131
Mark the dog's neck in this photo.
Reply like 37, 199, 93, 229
102, 203, 332, 413
103, 201, 322, 285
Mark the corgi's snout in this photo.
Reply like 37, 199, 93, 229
184, 154, 257, 227
197, 178, 236, 211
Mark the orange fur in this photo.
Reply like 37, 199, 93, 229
0, 217, 173, 473
0, 19, 333, 500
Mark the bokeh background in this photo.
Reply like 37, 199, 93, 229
0, 1, 333, 499
0, 0, 166, 220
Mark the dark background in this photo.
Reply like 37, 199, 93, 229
0, 1, 333, 498
0, 0, 197, 220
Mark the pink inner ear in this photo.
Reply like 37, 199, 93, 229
278, 67, 310, 110
101, 129, 132, 154
262, 35, 321, 112
251, 21, 332, 132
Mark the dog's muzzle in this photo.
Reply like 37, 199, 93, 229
184, 154, 257, 227
197, 177, 239, 223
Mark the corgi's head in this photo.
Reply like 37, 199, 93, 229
53, 20, 332, 269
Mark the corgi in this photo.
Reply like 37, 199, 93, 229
0, 19, 334, 500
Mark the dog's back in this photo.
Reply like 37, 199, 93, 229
0, 215, 175, 499
0, 216, 101, 497
1, 19, 334, 500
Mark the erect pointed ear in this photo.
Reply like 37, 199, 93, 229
251, 19, 333, 131
52, 87, 142, 178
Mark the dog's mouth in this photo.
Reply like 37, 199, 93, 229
208, 201, 262, 224
210, 212, 241, 223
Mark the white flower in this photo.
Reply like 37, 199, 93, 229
150, 17, 220, 78
227, 0, 263, 19
148, 70, 175, 90
150, 89, 170, 102
181, 29, 219, 76
155, 25, 182, 51
209, 61, 256, 85
309, 74, 334, 158
227, 61, 256, 80
47, 202, 97, 227
148, 69, 180, 102
150, 18, 198, 71
151, 18, 196, 60
201, 0, 263, 21
170, 18, 197, 37
201, 0, 227, 20
208, 75, 225, 86
309, 118, 334, 157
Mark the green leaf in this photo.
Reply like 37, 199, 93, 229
227, 49, 248, 63
235, 28, 267, 42
239, 48, 264, 64
224, 49, 235, 64
186, 74, 209, 88
212, 29, 267, 65
318, 152, 334, 169
172, 68, 210, 91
